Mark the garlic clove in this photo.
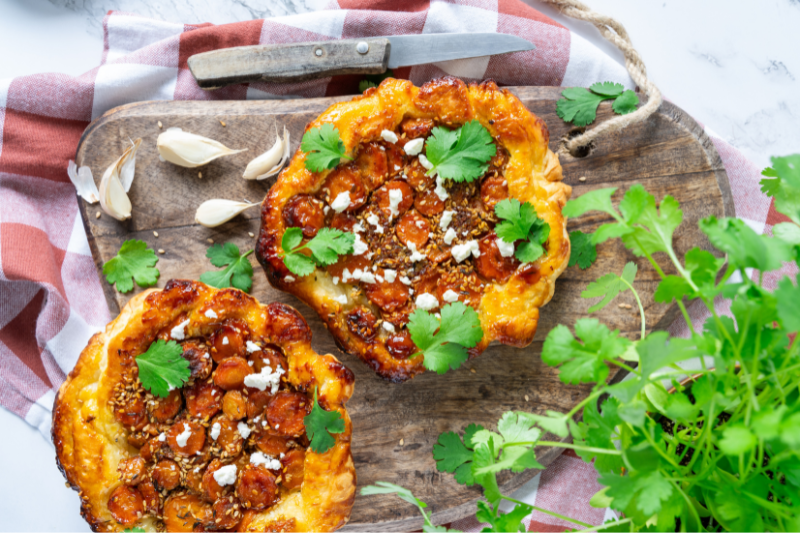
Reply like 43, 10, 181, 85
67, 160, 100, 204
157, 127, 246, 168
195, 199, 259, 228
118, 138, 142, 192
97, 138, 142, 220
243, 126, 290, 180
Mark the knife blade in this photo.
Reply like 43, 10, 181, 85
188, 33, 534, 90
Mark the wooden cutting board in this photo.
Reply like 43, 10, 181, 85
75, 87, 733, 531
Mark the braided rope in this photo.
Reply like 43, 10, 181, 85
539, 0, 663, 155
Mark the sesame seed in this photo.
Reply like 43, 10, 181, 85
399, 439, 404, 446
248, 232, 255, 238
158, 249, 165, 254
153, 231, 159, 237
579, 176, 587, 182
95, 212, 101, 219
158, 121, 163, 129
470, 368, 476, 374
207, 238, 214, 244
198, 171, 203, 179
525, 395, 530, 401
220, 120, 226, 127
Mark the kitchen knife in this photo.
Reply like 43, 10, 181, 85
188, 33, 534, 90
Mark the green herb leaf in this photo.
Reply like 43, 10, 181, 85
494, 199, 550, 263
776, 274, 800, 332
700, 216, 791, 272
360, 482, 462, 532
600, 470, 674, 517
424, 121, 496, 183
199, 243, 254, 292
718, 425, 758, 456
568, 230, 598, 269
620, 194, 683, 258
433, 431, 474, 484
358, 69, 395, 93
359, 80, 377, 92
303, 386, 345, 453
476, 500, 532, 533
407, 302, 483, 374
589, 81, 625, 97
562, 187, 618, 218
301, 123, 351, 172
281, 227, 355, 277
556, 84, 639, 126
611, 90, 639, 115
136, 339, 191, 398
102, 239, 160, 293
581, 262, 637, 312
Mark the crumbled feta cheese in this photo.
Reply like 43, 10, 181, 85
342, 268, 352, 283
496, 238, 515, 258
388, 189, 403, 220
323, 205, 330, 215
382, 322, 396, 333
451, 240, 481, 262
444, 228, 457, 245
415, 293, 439, 311
210, 422, 221, 441
170, 319, 190, 341
407, 242, 425, 262
243, 364, 285, 394
205, 309, 218, 319
394, 164, 401, 171
440, 210, 455, 230
384, 269, 397, 283
366, 213, 384, 234
250, 451, 281, 470
330, 192, 351, 213
415, 220, 426, 229
350, 268, 377, 283
249, 360, 254, 366
380, 129, 399, 143
353, 222, 365, 233
379, 145, 385, 151
462, 231, 469, 236
284, 275, 296, 283
158, 432, 166, 442
334, 294, 348, 305
442, 289, 460, 303
213, 465, 237, 486
353, 233, 369, 255
333, 276, 340, 285
400, 276, 412, 285
176, 423, 192, 447
280, 453, 285, 459
246, 340, 260, 353
434, 176, 449, 201
418, 154, 434, 170
237, 422, 251, 440
404, 138, 424, 156
376, 274, 385, 283
222, 336, 229, 346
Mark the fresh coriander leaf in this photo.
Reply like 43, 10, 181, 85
774, 222, 800, 245
581, 262, 637, 312
515, 240, 545, 263
600, 470, 674, 517
463, 423, 486, 448
359, 80, 377, 92
718, 425, 758, 456
562, 187, 618, 218
761, 155, 800, 225
620, 194, 682, 258
470, 440, 502, 505
433, 431, 474, 480
473, 413, 543, 476
653, 275, 692, 303
283, 254, 316, 277
301, 123, 352, 172
568, 230, 598, 269
497, 411, 541, 444
102, 239, 159, 293
700, 216, 791, 272
611, 90, 639, 115
303, 386, 345, 453
664, 391, 699, 423
424, 121, 496, 182
136, 339, 191, 398
523, 410, 569, 438
772, 154, 800, 189
618, 183, 649, 224
199, 243, 254, 292
776, 274, 800, 332
361, 483, 461, 532
281, 227, 304, 252
358, 69, 395, 93
556, 88, 607, 127
590, 81, 625, 97
281, 227, 355, 276
476, 500, 532, 533
407, 302, 483, 374
494, 199, 550, 263
123, 528, 145, 533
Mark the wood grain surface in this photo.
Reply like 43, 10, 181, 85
75, 87, 733, 531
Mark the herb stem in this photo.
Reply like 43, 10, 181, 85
499, 495, 592, 528
619, 277, 646, 340
676, 299, 697, 337
578, 518, 632, 532
533, 441, 622, 455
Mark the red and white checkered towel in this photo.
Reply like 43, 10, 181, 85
0, 1, 793, 531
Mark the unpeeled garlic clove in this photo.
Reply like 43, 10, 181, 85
67, 160, 100, 204
157, 127, 246, 168
243, 126, 290, 180
98, 138, 141, 220
195, 199, 259, 228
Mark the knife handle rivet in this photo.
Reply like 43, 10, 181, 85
314, 47, 323, 57
356, 41, 369, 55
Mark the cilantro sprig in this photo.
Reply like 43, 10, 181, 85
303, 386, 345, 453
556, 82, 639, 127
360, 483, 457, 532
199, 242, 254, 292
300, 124, 352, 172
281, 227, 354, 277
136, 339, 191, 398
423, 120, 496, 183
358, 69, 395, 93
494, 199, 550, 263
568, 230, 597, 269
102, 239, 159, 293
406, 302, 483, 374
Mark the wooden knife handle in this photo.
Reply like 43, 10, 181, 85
188, 38, 391, 90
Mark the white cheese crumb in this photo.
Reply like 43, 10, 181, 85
350, 268, 377, 283
415, 220, 426, 229
222, 336, 229, 346
496, 238, 515, 258
376, 274, 385, 283
330, 191, 351, 213
334, 294, 348, 305
158, 433, 166, 442
237, 422, 251, 440
280, 453, 285, 459
442, 289, 460, 303
250, 452, 282, 470
444, 228, 457, 245
284, 275, 296, 283
382, 322, 396, 333
246, 340, 260, 353
353, 233, 369, 255
353, 222, 365, 233
366, 213, 384, 234
379, 145, 385, 151
407, 242, 425, 262
394, 164, 401, 171
333, 276, 340, 285
170, 319, 190, 341
210, 422, 221, 441
404, 138, 424, 156
323, 205, 330, 215
462, 231, 469, 236
384, 269, 397, 283
434, 176, 449, 201
400, 276, 412, 285
243, 364, 285, 394
418, 154, 434, 170
380, 129, 399, 143
388, 189, 403, 220
415, 293, 439, 311
249, 360, 254, 366
451, 240, 481, 263
205, 309, 218, 319
213, 465, 237, 486
440, 210, 455, 230
176, 423, 192, 448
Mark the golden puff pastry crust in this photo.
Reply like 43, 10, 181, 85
53, 280, 355, 532
257, 77, 571, 383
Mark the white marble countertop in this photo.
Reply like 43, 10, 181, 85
1, 0, 798, 530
